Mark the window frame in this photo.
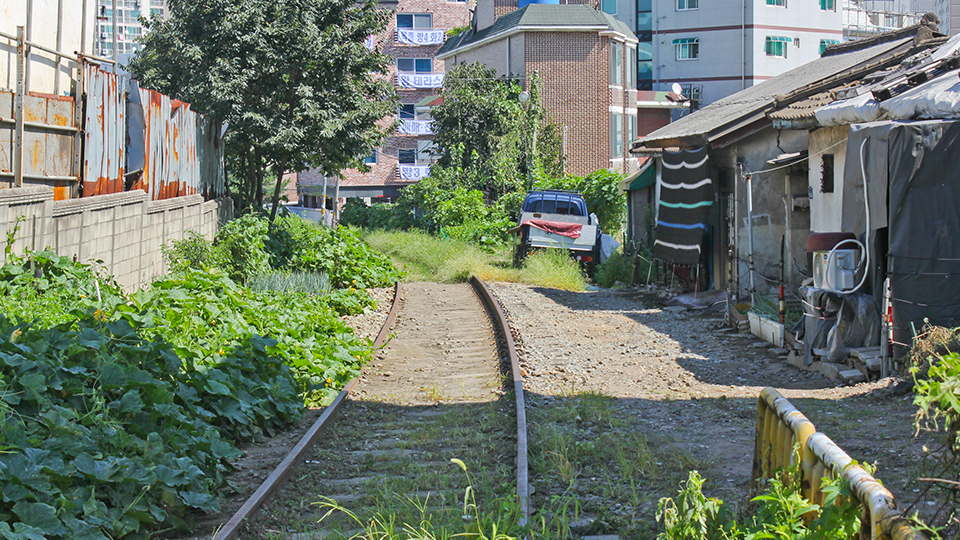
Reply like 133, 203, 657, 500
396, 13, 433, 29
610, 42, 623, 85
398, 148, 417, 165
399, 104, 416, 119
610, 113, 624, 158
397, 57, 433, 73
764, 36, 790, 58
677, 0, 699, 11
673, 37, 699, 60
819, 39, 840, 54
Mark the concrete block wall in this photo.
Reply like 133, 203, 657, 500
0, 187, 232, 291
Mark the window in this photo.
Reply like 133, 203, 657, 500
819, 39, 840, 54
820, 0, 835, 10
626, 46, 637, 88
673, 38, 699, 60
365, 149, 378, 164
766, 0, 785, 6
399, 149, 417, 164
626, 115, 636, 148
765, 36, 791, 57
610, 113, 624, 157
610, 42, 623, 85
820, 154, 834, 193
677, 0, 698, 10
399, 104, 416, 119
602, 0, 618, 15
418, 140, 439, 163
397, 13, 432, 29
397, 58, 433, 73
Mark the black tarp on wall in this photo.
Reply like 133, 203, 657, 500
853, 120, 960, 351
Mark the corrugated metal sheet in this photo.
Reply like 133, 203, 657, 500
197, 115, 225, 199
83, 64, 126, 197
138, 87, 200, 200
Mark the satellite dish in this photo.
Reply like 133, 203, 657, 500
671, 82, 684, 96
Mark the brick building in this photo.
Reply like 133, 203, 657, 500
298, 0, 472, 207
437, 2, 652, 177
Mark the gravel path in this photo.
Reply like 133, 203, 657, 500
488, 282, 929, 534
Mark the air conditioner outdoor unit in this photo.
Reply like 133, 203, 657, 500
812, 249, 859, 291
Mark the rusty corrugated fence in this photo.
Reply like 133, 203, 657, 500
83, 64, 126, 197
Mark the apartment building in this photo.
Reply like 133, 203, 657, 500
95, 0, 167, 58
298, 0, 473, 204
589, 0, 841, 108
436, 3, 648, 176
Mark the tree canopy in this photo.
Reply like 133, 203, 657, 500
429, 63, 564, 202
129, 0, 398, 218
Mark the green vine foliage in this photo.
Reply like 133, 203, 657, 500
657, 461, 862, 540
0, 216, 403, 538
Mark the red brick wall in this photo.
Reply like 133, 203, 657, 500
526, 32, 640, 177
638, 109, 671, 137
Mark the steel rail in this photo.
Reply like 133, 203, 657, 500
212, 282, 404, 540
469, 275, 530, 527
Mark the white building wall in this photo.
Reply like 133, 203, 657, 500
808, 125, 847, 233
0, 1, 96, 95
651, 0, 842, 106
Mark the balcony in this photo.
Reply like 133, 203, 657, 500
397, 29, 445, 45
398, 119, 435, 135
397, 73, 444, 89
399, 164, 431, 181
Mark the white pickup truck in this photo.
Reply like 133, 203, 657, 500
509, 190, 601, 266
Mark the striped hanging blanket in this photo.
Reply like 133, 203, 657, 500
653, 147, 713, 265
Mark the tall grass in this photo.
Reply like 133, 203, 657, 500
362, 230, 586, 291
246, 271, 332, 295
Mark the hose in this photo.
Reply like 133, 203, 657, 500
822, 137, 870, 294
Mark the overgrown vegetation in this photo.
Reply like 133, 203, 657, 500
338, 63, 627, 265
656, 461, 863, 540
362, 230, 586, 291
909, 324, 960, 535
0, 213, 402, 538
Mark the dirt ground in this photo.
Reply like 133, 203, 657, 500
488, 282, 938, 536
174, 282, 940, 539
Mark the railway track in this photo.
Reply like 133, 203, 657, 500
212, 277, 528, 540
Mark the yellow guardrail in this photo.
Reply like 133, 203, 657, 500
752, 387, 926, 540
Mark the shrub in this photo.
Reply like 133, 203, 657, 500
594, 248, 634, 288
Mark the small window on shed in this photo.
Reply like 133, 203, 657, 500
820, 154, 834, 193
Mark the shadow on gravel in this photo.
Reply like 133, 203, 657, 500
529, 286, 839, 392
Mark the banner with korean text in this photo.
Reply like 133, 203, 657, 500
397, 29, 445, 45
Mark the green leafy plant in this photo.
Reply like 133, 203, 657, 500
656, 459, 863, 540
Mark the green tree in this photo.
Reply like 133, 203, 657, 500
430, 63, 564, 202
129, 0, 398, 220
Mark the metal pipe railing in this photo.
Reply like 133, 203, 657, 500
752, 387, 926, 540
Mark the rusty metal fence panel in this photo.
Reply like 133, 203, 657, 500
752, 387, 925, 540
137, 87, 201, 201
83, 63, 126, 197
197, 115, 225, 200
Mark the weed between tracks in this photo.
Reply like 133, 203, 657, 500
252, 394, 521, 539
528, 390, 714, 540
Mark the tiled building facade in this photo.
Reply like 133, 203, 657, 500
299, 0, 472, 205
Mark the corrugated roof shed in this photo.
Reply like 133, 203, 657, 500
632, 37, 916, 150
